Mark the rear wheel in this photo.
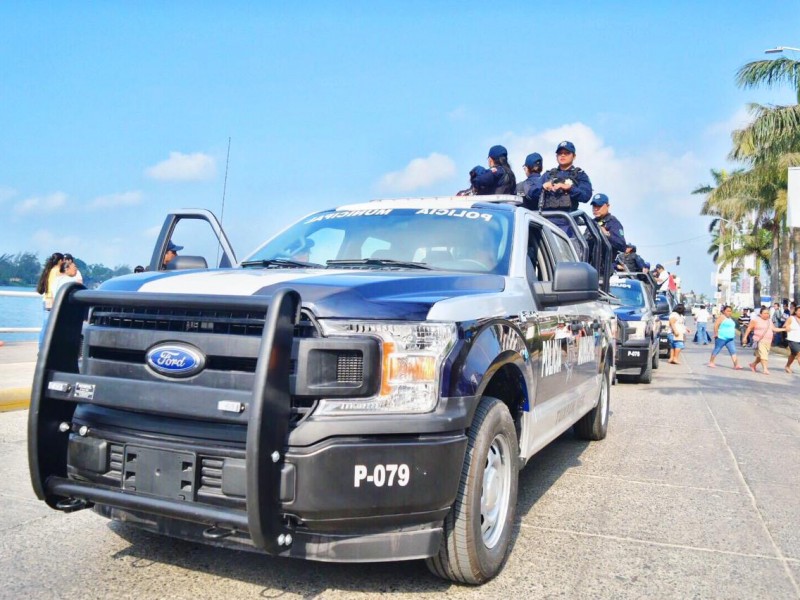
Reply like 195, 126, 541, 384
652, 344, 660, 370
426, 397, 519, 585
574, 362, 610, 440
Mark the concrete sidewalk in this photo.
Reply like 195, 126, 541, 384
0, 341, 36, 411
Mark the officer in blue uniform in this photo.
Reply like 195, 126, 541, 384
470, 145, 517, 195
516, 152, 545, 210
590, 193, 626, 255
541, 141, 592, 210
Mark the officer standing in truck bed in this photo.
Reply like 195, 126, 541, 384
541, 141, 592, 210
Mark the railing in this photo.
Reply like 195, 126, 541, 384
0, 289, 41, 334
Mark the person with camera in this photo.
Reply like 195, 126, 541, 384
589, 193, 626, 254
516, 152, 545, 210
469, 145, 517, 195
540, 141, 592, 210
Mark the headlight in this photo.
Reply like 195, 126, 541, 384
625, 321, 647, 341
316, 321, 457, 415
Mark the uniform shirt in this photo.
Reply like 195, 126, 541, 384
695, 308, 710, 324
541, 166, 592, 210
470, 165, 516, 195
594, 213, 626, 254
516, 173, 545, 210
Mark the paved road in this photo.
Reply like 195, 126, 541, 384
1, 339, 798, 599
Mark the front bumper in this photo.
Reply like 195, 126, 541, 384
615, 342, 650, 370
29, 285, 470, 562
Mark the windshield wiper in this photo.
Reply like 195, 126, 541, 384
241, 258, 324, 269
326, 258, 433, 270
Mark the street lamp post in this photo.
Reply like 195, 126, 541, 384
764, 46, 800, 54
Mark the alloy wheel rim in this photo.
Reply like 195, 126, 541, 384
481, 433, 512, 548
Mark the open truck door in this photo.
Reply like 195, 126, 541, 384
540, 210, 613, 294
149, 209, 238, 272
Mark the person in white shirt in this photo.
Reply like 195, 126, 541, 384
784, 304, 800, 373
53, 260, 79, 295
694, 305, 711, 344
63, 253, 84, 284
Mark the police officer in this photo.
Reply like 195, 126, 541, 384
541, 141, 592, 210
616, 243, 645, 272
470, 145, 517, 195
590, 193, 626, 254
161, 240, 183, 270
516, 152, 545, 210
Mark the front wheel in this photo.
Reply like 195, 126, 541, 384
426, 397, 519, 585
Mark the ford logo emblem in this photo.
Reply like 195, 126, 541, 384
145, 344, 206, 378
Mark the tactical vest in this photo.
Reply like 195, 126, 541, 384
543, 167, 583, 210
494, 167, 517, 195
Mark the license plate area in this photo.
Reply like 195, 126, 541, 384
623, 349, 643, 360
122, 446, 196, 500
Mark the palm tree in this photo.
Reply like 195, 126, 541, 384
726, 228, 773, 308
731, 55, 800, 302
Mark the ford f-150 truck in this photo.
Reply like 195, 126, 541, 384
29, 196, 616, 584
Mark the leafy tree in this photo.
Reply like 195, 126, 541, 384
14, 252, 42, 285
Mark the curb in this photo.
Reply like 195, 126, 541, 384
0, 387, 31, 412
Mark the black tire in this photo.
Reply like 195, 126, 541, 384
639, 351, 653, 383
652, 345, 660, 370
426, 397, 519, 585
574, 362, 610, 441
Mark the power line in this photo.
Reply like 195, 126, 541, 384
637, 234, 710, 248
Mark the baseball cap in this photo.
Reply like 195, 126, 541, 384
590, 193, 609, 206
167, 241, 184, 252
655, 263, 664, 269
626, 243, 637, 252
524, 152, 543, 168
556, 140, 576, 154
488, 145, 508, 160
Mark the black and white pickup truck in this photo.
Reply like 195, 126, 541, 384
29, 196, 616, 585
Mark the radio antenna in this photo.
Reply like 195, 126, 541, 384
216, 137, 231, 266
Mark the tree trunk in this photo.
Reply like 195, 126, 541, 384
753, 261, 762, 309
770, 225, 780, 301
779, 219, 791, 303
794, 227, 800, 303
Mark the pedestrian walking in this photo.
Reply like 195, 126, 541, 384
784, 304, 800, 374
668, 303, 690, 364
737, 308, 752, 346
707, 305, 743, 369
743, 306, 786, 374
694, 304, 711, 344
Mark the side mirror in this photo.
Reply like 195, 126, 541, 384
535, 262, 599, 307
165, 256, 209, 271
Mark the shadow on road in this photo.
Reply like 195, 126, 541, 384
108, 520, 449, 596
103, 429, 593, 594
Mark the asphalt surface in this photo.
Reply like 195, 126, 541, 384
1, 337, 798, 599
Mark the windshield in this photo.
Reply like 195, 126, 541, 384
611, 283, 645, 307
243, 207, 514, 274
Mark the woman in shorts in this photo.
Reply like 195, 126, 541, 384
743, 306, 785, 374
708, 305, 742, 369
668, 304, 690, 364
784, 304, 800, 374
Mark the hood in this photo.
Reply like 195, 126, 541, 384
613, 306, 648, 322
102, 268, 506, 320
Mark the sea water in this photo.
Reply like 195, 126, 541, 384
0, 286, 41, 342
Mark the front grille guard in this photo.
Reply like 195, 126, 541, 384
28, 283, 300, 554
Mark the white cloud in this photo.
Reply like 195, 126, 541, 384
90, 191, 143, 209
378, 152, 457, 193
13, 192, 67, 215
145, 152, 216, 181
447, 106, 468, 121
31, 229, 81, 253
704, 105, 753, 137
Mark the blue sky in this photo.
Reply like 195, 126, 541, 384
1, 1, 798, 295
